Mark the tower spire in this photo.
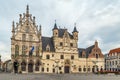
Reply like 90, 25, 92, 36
72, 23, 78, 33
53, 20, 58, 30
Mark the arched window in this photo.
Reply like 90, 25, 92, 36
47, 68, 49, 72
21, 61, 26, 71
78, 67, 81, 72
83, 67, 86, 72
42, 67, 44, 72
22, 34, 26, 41
46, 55, 50, 59
22, 45, 26, 54
15, 45, 19, 55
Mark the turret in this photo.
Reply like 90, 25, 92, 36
72, 23, 78, 40
52, 20, 58, 37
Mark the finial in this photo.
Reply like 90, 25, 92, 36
39, 25, 41, 31
12, 21, 15, 29
27, 5, 29, 12
74, 23, 76, 27
26, 5, 29, 17
55, 20, 56, 23
33, 16, 35, 24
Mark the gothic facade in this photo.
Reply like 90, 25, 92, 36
11, 6, 104, 73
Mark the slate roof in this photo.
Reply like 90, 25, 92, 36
58, 29, 73, 39
72, 27, 78, 33
42, 37, 55, 52
78, 45, 95, 58
85, 45, 94, 58
52, 23, 58, 30
78, 48, 85, 58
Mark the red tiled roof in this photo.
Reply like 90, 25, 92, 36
109, 48, 120, 54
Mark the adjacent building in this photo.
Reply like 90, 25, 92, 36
105, 48, 120, 71
11, 5, 104, 73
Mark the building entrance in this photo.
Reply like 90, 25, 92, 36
28, 63, 33, 72
64, 66, 70, 73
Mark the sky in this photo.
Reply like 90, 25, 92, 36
0, 0, 120, 61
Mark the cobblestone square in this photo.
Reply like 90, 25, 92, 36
0, 73, 120, 80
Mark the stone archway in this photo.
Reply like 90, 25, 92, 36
92, 65, 98, 73
28, 60, 34, 72
21, 60, 26, 71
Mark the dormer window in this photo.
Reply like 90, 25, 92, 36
46, 44, 50, 52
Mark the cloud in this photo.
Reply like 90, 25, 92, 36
0, 0, 120, 61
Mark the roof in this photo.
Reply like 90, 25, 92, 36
42, 37, 55, 52
78, 45, 94, 58
78, 48, 85, 57
109, 48, 120, 54
72, 27, 78, 33
52, 23, 58, 30
85, 45, 94, 58
58, 29, 73, 39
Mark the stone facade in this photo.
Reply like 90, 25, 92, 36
105, 48, 120, 71
11, 5, 104, 73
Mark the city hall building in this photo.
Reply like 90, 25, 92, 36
11, 6, 104, 73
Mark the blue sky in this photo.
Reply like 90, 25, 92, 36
0, 0, 120, 61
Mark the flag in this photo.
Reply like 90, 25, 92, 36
29, 46, 34, 56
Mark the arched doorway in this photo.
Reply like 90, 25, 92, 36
21, 60, 26, 71
92, 65, 98, 73
13, 60, 19, 73
64, 59, 70, 73
28, 60, 34, 72
64, 66, 70, 73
